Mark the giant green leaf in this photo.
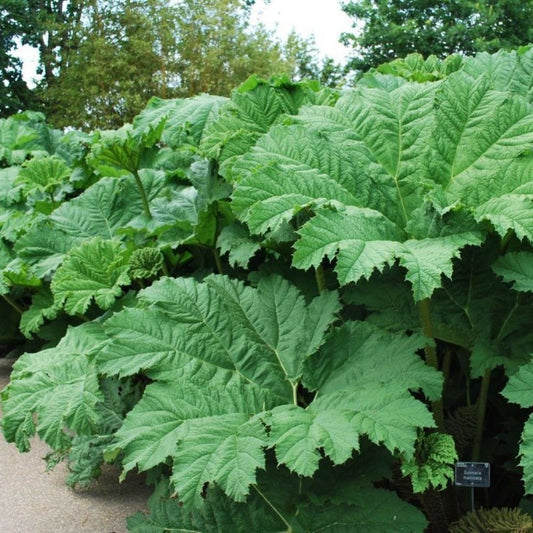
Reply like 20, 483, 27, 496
101, 276, 437, 506
1, 323, 106, 452
502, 359, 533, 493
15, 156, 71, 196
49, 173, 164, 240
293, 207, 482, 300
111, 376, 270, 508
431, 72, 533, 206
133, 94, 227, 148
230, 79, 488, 299
51, 238, 130, 315
493, 252, 533, 292
14, 221, 76, 277
200, 75, 337, 178
99, 275, 337, 401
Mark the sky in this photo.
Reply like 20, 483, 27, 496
15, 0, 355, 85
250, 0, 353, 64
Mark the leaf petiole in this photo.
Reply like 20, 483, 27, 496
252, 484, 294, 532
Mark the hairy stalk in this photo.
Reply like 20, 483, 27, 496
472, 369, 491, 462
132, 170, 152, 219
2, 294, 23, 314
252, 484, 293, 532
418, 298, 445, 431
315, 264, 327, 294
292, 383, 298, 406
469, 296, 521, 460
48, 191, 57, 210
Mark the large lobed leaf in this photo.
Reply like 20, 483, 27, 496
133, 94, 227, 148
493, 252, 533, 292
51, 238, 130, 315
101, 275, 439, 508
1, 323, 107, 452
502, 359, 533, 493
230, 66, 533, 300
200, 75, 337, 179
127, 457, 428, 533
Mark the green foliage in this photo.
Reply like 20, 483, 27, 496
374, 53, 464, 82
401, 433, 458, 493
200, 74, 338, 179
342, 0, 533, 71
128, 248, 165, 280
127, 453, 429, 532
3, 0, 331, 130
51, 238, 131, 315
2, 51, 533, 531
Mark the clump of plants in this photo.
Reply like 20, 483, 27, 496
2, 49, 533, 530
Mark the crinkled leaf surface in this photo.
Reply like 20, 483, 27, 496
293, 206, 482, 300
113, 381, 268, 508
462, 48, 533, 102
265, 404, 361, 476
15, 156, 71, 195
14, 222, 75, 277
1, 323, 107, 452
503, 360, 533, 493
475, 194, 533, 242
230, 80, 489, 299
100, 275, 342, 505
133, 94, 227, 148
401, 433, 457, 493
19, 287, 61, 338
217, 223, 261, 268
49, 173, 165, 240
200, 75, 337, 178
51, 238, 130, 315
98, 275, 337, 394
231, 68, 533, 299
102, 276, 438, 506
300, 321, 440, 459
493, 252, 533, 292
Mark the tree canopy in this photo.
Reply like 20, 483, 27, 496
0, 0, 39, 116
2, 0, 329, 130
341, 0, 533, 71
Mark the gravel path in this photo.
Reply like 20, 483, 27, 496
0, 359, 151, 533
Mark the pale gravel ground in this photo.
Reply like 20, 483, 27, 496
0, 359, 151, 533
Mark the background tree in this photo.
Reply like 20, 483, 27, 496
3, 0, 328, 130
0, 1, 39, 116
341, 0, 533, 71
40, 0, 172, 129
164, 0, 320, 98
283, 31, 345, 87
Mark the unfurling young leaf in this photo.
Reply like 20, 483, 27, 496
51, 238, 130, 315
401, 432, 458, 493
